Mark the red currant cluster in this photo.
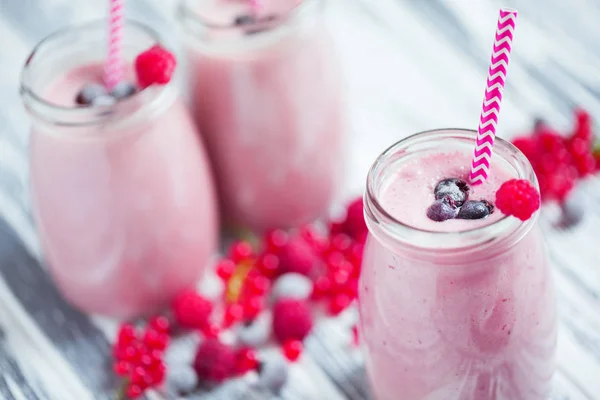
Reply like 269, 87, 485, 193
512, 109, 600, 203
113, 317, 170, 398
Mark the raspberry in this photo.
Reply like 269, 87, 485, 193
343, 197, 368, 242
573, 108, 592, 142
278, 237, 319, 277
272, 298, 313, 343
193, 339, 236, 383
201, 323, 221, 339
171, 290, 213, 329
256, 253, 280, 278
282, 339, 303, 362
495, 179, 541, 221
134, 45, 176, 88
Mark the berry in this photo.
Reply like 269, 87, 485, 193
330, 268, 350, 291
117, 324, 138, 348
278, 237, 319, 277
113, 360, 131, 376
457, 200, 494, 220
272, 299, 313, 343
234, 14, 256, 25
143, 328, 169, 351
246, 275, 270, 296
236, 314, 271, 347
427, 196, 458, 222
171, 290, 213, 329
229, 241, 254, 263
130, 366, 149, 388
243, 296, 265, 321
193, 338, 236, 383
125, 383, 143, 399
512, 136, 538, 162
201, 323, 221, 339
330, 233, 352, 253
149, 361, 166, 385
256, 253, 280, 278
216, 259, 236, 281
495, 179, 541, 221
343, 197, 368, 242
311, 275, 332, 299
135, 45, 176, 88
328, 293, 352, 316
75, 83, 107, 106
282, 339, 303, 362
271, 273, 313, 302
222, 303, 244, 328
110, 81, 137, 100
236, 347, 259, 374
257, 354, 289, 394
148, 316, 170, 333
434, 178, 470, 206
264, 229, 289, 252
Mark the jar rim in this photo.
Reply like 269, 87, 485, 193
364, 128, 539, 254
19, 19, 175, 130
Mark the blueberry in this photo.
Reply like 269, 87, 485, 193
426, 196, 458, 222
91, 95, 116, 107
271, 273, 313, 303
234, 14, 256, 25
258, 353, 289, 394
75, 84, 107, 106
434, 178, 470, 206
110, 82, 137, 100
457, 200, 494, 220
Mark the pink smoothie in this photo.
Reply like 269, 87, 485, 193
183, 0, 345, 232
29, 64, 217, 317
360, 149, 556, 399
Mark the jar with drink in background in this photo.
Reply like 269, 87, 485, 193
178, 0, 346, 232
20, 21, 218, 318
359, 129, 557, 400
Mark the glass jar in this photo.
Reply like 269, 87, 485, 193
178, 0, 345, 232
360, 129, 557, 400
20, 21, 218, 318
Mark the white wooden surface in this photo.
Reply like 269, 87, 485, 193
1, 0, 599, 399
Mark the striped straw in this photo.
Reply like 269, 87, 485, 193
104, 0, 125, 91
469, 8, 517, 185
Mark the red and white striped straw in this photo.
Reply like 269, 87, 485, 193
469, 8, 518, 185
104, 0, 125, 91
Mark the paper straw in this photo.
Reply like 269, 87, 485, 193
469, 8, 517, 185
104, 0, 125, 91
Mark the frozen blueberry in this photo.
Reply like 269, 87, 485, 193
434, 178, 470, 206
91, 95, 116, 107
258, 353, 289, 395
457, 200, 494, 220
110, 81, 137, 100
426, 196, 458, 222
75, 84, 107, 106
234, 14, 256, 25
271, 273, 313, 303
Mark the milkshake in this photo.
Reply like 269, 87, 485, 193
21, 21, 218, 317
359, 129, 557, 400
179, 0, 345, 232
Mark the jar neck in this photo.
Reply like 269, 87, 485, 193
20, 20, 177, 134
364, 128, 539, 262
178, 0, 324, 54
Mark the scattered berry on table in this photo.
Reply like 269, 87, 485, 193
457, 200, 494, 220
328, 293, 352, 316
277, 237, 319, 277
282, 339, 303, 362
229, 240, 254, 263
434, 178, 470, 206
264, 229, 289, 252
272, 298, 313, 343
148, 316, 170, 334
256, 252, 281, 278
216, 259, 236, 281
235, 347, 260, 375
495, 179, 541, 221
331, 197, 368, 242
193, 338, 236, 383
271, 273, 313, 302
426, 196, 458, 222
171, 290, 213, 329
135, 44, 177, 88
222, 302, 244, 328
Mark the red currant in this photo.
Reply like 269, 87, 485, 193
143, 329, 169, 351
149, 361, 166, 385
201, 323, 221, 339
130, 366, 149, 388
113, 360, 131, 376
246, 275, 270, 296
125, 383, 143, 399
243, 296, 265, 321
256, 253, 280, 278
282, 339, 303, 362
117, 324, 137, 347
230, 241, 254, 263
236, 347, 259, 374
329, 293, 352, 316
331, 233, 352, 253
222, 303, 244, 328
326, 251, 345, 270
311, 275, 332, 299
331, 268, 350, 290
216, 259, 236, 281
148, 316, 170, 333
264, 229, 288, 252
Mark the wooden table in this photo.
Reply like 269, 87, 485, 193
1, 0, 599, 399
